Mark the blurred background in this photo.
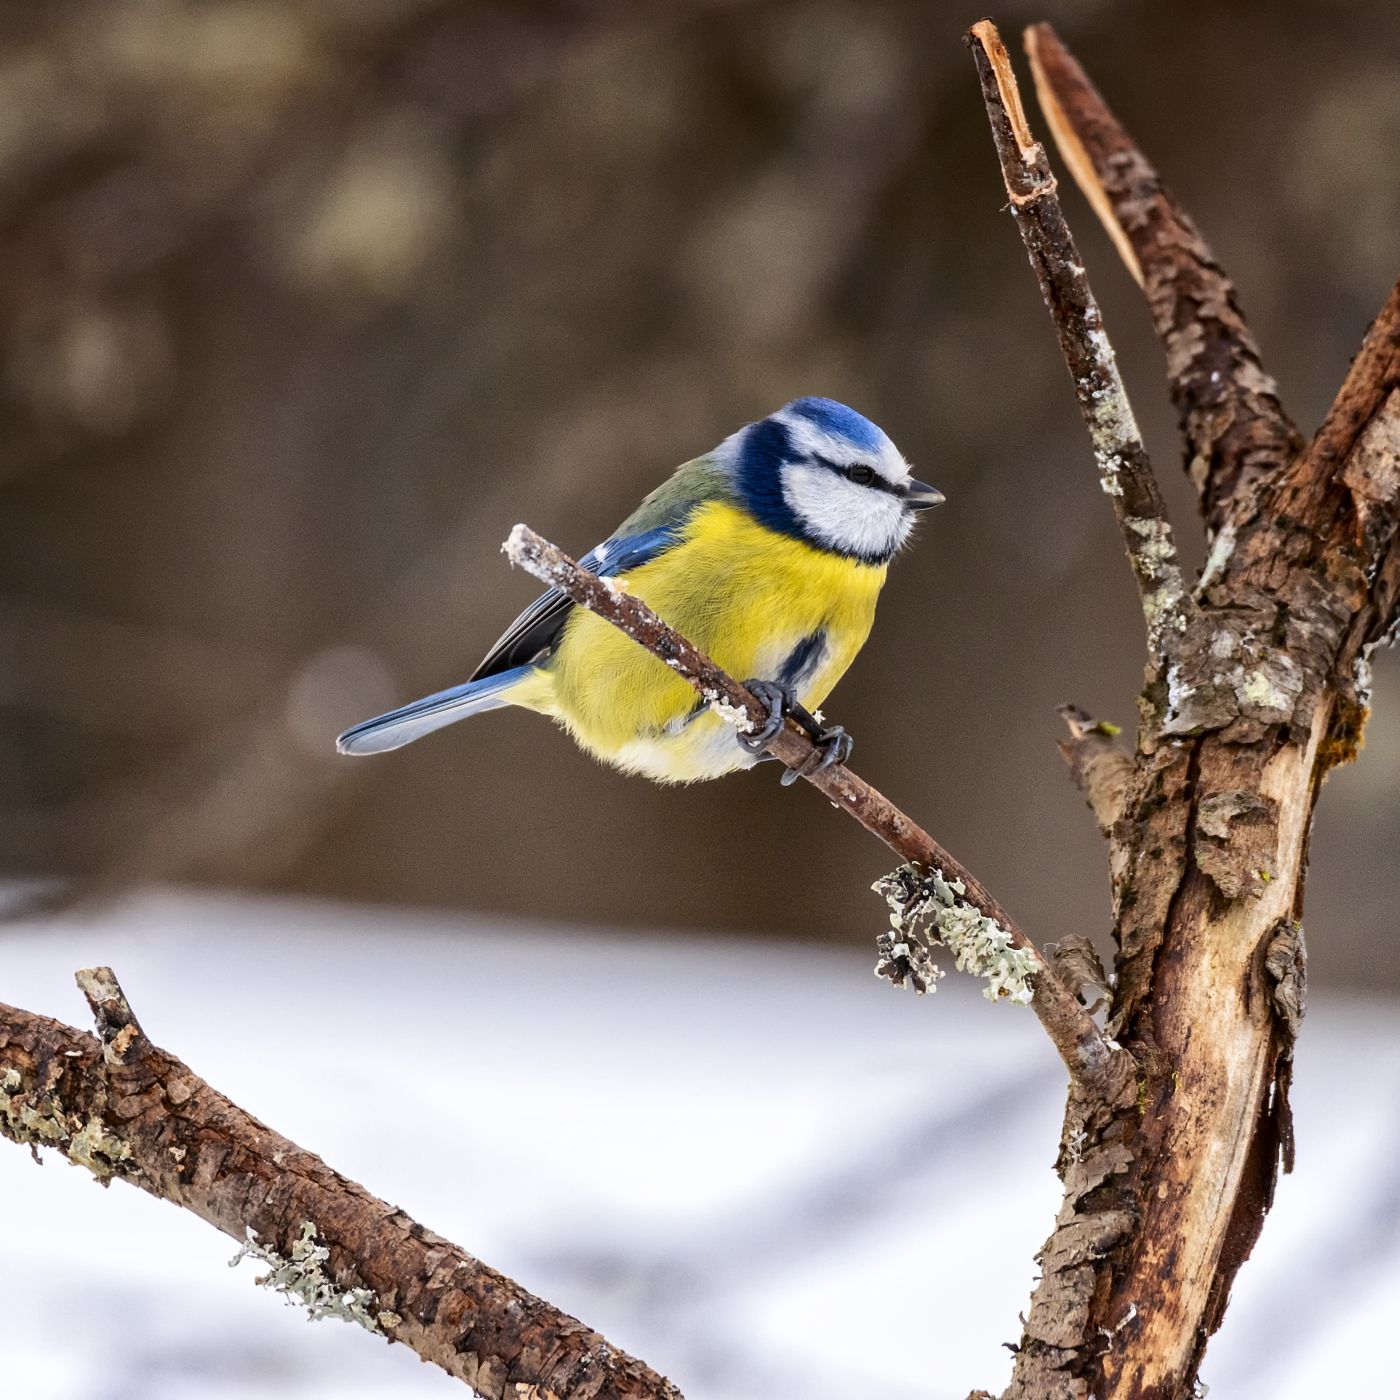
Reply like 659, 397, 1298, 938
3, 3, 1399, 1398
0, 0, 1397, 983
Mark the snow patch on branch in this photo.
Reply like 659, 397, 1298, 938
702, 689, 756, 734
502, 523, 577, 597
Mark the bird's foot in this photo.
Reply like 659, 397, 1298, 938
736, 679, 796, 752
779, 723, 852, 786
737, 679, 853, 784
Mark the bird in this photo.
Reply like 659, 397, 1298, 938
336, 396, 942, 783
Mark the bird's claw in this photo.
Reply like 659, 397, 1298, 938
736, 679, 794, 752
779, 725, 852, 786
737, 678, 853, 784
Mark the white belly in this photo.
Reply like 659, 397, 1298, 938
608, 711, 762, 784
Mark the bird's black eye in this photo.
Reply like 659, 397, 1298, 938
847, 464, 877, 486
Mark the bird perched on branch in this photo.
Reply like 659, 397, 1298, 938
337, 397, 942, 782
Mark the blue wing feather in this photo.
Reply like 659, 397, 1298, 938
337, 664, 534, 755
336, 493, 704, 755
469, 523, 684, 681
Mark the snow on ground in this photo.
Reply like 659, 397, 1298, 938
2, 889, 1397, 1399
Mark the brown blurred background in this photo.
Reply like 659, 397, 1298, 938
1, 0, 1396, 988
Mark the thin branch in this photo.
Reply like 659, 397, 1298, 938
964, 20, 1189, 655
1056, 704, 1132, 837
75, 965, 148, 1061
0, 968, 683, 1400
1025, 23, 1302, 532
1288, 276, 1400, 652
1294, 277, 1400, 522
503, 525, 1117, 1090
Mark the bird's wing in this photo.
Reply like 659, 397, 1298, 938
470, 454, 731, 682
469, 526, 680, 679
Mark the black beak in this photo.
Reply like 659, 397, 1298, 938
904, 479, 945, 511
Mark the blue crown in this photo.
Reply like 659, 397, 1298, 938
783, 396, 884, 451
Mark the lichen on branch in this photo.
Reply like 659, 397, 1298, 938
966, 19, 1189, 656
1025, 22, 1303, 529
231, 1221, 400, 1334
875, 864, 1038, 1005
0, 974, 685, 1400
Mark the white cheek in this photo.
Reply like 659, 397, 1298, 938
782, 467, 910, 558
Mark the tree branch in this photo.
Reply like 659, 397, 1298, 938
1056, 704, 1132, 837
503, 525, 1118, 1091
1025, 24, 1303, 530
1280, 276, 1400, 755
1291, 276, 1400, 530
965, 20, 1400, 1396
0, 969, 684, 1400
964, 20, 1189, 656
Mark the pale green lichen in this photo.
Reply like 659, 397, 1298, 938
0, 1070, 133, 1180
1241, 667, 1294, 714
1126, 516, 1176, 570
874, 865, 1037, 1005
1075, 323, 1190, 653
1125, 517, 1189, 649
66, 1118, 133, 1178
1, 1080, 67, 1147
1162, 626, 1306, 735
231, 1221, 399, 1334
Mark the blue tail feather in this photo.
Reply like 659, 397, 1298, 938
336, 665, 532, 756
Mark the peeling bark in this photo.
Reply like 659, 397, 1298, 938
970, 21, 1400, 1400
966, 23, 1188, 655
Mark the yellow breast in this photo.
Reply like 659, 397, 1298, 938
512, 501, 888, 780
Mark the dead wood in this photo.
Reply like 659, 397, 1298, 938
966, 22, 1188, 657
1056, 705, 1133, 838
0, 968, 684, 1400
967, 20, 1400, 1400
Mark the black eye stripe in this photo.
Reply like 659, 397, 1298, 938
811, 452, 903, 496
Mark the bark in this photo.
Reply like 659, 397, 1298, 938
967, 25, 1187, 655
1056, 705, 1133, 839
967, 22, 1400, 1400
0, 969, 683, 1400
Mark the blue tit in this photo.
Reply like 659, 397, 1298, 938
337, 397, 942, 782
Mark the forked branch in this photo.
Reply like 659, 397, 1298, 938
1026, 24, 1302, 528
965, 21, 1188, 655
965, 19, 1400, 1400
504, 525, 1117, 1090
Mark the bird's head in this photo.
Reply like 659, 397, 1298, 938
723, 397, 943, 564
